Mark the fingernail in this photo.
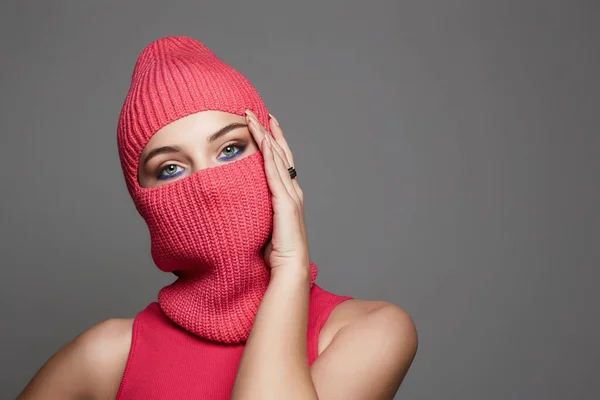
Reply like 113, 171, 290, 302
269, 113, 280, 126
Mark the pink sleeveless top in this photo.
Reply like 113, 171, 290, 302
116, 284, 352, 399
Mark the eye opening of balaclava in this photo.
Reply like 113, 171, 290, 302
116, 36, 317, 344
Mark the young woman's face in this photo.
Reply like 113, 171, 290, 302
138, 110, 258, 188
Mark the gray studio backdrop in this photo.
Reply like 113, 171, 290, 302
1, 1, 598, 399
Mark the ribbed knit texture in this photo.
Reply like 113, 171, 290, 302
116, 285, 353, 400
118, 36, 271, 194
117, 36, 317, 343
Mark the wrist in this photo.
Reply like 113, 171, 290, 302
269, 263, 311, 286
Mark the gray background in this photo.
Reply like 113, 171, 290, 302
1, 0, 598, 399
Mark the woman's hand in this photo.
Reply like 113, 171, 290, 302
233, 111, 318, 400
245, 110, 309, 277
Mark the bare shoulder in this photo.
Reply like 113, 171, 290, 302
319, 299, 418, 355
18, 318, 134, 400
312, 299, 418, 399
75, 317, 134, 392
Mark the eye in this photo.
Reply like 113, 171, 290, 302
157, 164, 185, 180
218, 143, 246, 161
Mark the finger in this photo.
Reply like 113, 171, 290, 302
245, 109, 268, 148
266, 126, 290, 168
246, 111, 301, 201
251, 112, 306, 238
268, 114, 295, 168
247, 110, 285, 164
247, 109, 280, 154
267, 135, 300, 205
264, 137, 307, 244
268, 130, 304, 205
267, 136, 307, 240
261, 136, 292, 202
269, 114, 303, 203
266, 136, 307, 240
265, 115, 305, 239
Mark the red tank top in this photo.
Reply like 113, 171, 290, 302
116, 284, 352, 399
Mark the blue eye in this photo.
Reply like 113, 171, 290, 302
157, 164, 184, 180
218, 144, 246, 161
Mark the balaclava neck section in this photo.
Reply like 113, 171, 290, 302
117, 36, 318, 344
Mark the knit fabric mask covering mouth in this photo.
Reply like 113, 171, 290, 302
117, 36, 318, 344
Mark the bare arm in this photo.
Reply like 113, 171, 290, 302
232, 268, 315, 400
232, 111, 418, 399
17, 318, 132, 400
310, 301, 418, 399
231, 111, 317, 399
233, 272, 417, 400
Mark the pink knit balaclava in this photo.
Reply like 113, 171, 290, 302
117, 36, 318, 344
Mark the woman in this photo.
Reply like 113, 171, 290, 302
18, 36, 417, 400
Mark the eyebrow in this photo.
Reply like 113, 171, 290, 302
143, 122, 248, 165
207, 122, 248, 143
143, 145, 183, 165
